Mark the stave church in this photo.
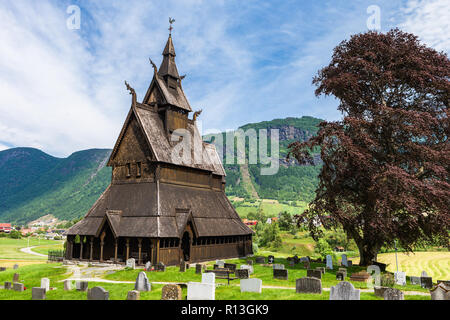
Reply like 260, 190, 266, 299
65, 23, 253, 266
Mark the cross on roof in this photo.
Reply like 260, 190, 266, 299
169, 17, 175, 35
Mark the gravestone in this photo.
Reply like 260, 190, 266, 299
13, 264, 18, 270
87, 286, 109, 300
410, 276, 421, 285
293, 255, 299, 264
145, 261, 152, 271
32, 287, 46, 300
299, 257, 309, 263
161, 284, 183, 300
268, 255, 275, 264
126, 258, 136, 269
437, 280, 450, 286
371, 261, 387, 272
240, 278, 262, 293
134, 272, 151, 291
240, 264, 253, 275
13, 282, 24, 292
289, 260, 295, 267
421, 276, 433, 289
273, 269, 288, 280
255, 257, 265, 264
349, 271, 371, 283
235, 269, 250, 279
347, 260, 353, 267
336, 271, 346, 281
4, 282, 12, 290
155, 262, 166, 272
430, 283, 450, 300
383, 288, 404, 300
341, 254, 348, 267
187, 282, 215, 300
296, 277, 322, 294
13, 273, 19, 282
394, 271, 406, 286
373, 286, 388, 297
329, 281, 360, 300
127, 290, 140, 300
63, 280, 72, 290
421, 271, 429, 277
213, 264, 220, 270
76, 281, 89, 291
326, 255, 333, 269
315, 267, 325, 274
303, 260, 310, 269
224, 263, 237, 272
216, 260, 225, 268
180, 262, 187, 272
307, 269, 322, 280
246, 260, 253, 266
195, 264, 203, 274
202, 272, 216, 284
41, 278, 50, 292
273, 264, 285, 270
0, 267, 6, 272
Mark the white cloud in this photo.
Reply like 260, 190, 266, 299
398, 0, 450, 52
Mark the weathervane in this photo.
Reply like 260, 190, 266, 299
168, 17, 175, 35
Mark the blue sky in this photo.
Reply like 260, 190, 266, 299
0, 0, 448, 157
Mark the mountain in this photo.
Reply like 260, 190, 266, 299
0, 116, 323, 224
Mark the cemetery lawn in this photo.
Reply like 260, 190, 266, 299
0, 238, 62, 261
103, 256, 430, 293
0, 263, 430, 300
30, 243, 64, 255
352, 251, 450, 280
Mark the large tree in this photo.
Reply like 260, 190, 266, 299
288, 29, 449, 265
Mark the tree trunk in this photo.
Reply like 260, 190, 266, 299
356, 241, 380, 266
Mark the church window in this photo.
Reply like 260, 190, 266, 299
126, 163, 131, 177
137, 162, 142, 177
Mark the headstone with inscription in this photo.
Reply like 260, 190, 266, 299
187, 282, 215, 300
410, 276, 421, 285
224, 263, 237, 272
4, 282, 12, 290
235, 269, 250, 279
240, 264, 253, 275
296, 277, 322, 294
76, 280, 89, 291
394, 271, 406, 286
268, 255, 275, 264
87, 286, 109, 300
41, 278, 50, 292
240, 278, 262, 293
161, 284, 183, 300
341, 254, 348, 267
307, 269, 322, 279
202, 272, 216, 284
329, 281, 360, 300
430, 283, 450, 300
273, 264, 285, 270
127, 290, 140, 300
13, 273, 19, 282
383, 288, 404, 300
64, 280, 72, 290
145, 261, 152, 271
134, 272, 151, 291
126, 258, 136, 269
421, 276, 433, 289
273, 269, 288, 280
216, 260, 225, 268
326, 255, 333, 269
13, 282, 24, 292
32, 287, 46, 300
255, 257, 265, 264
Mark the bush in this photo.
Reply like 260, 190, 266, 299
380, 273, 395, 287
252, 242, 259, 254
9, 230, 21, 239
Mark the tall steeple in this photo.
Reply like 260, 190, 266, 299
158, 18, 180, 80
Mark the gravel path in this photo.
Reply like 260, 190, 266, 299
19, 246, 47, 257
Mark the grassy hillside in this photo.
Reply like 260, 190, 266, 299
0, 116, 323, 224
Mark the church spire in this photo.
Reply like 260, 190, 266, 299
158, 18, 180, 79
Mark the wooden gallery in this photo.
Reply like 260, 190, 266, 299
65, 31, 253, 266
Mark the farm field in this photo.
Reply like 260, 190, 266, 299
0, 238, 63, 262
352, 251, 450, 280
231, 199, 308, 218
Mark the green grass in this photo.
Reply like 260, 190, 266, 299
0, 238, 62, 260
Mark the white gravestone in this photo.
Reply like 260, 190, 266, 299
63, 280, 72, 291
341, 254, 348, 267
134, 272, 151, 291
187, 282, 215, 300
202, 272, 216, 284
394, 271, 406, 286
240, 278, 262, 293
273, 264, 285, 270
326, 255, 333, 269
240, 264, 254, 275
40, 278, 50, 292
215, 260, 225, 268
126, 258, 136, 269
329, 281, 360, 300
421, 271, 428, 277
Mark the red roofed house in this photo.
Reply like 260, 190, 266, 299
0, 223, 12, 233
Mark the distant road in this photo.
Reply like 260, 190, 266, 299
20, 246, 47, 257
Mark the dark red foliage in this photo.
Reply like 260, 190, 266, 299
288, 29, 449, 265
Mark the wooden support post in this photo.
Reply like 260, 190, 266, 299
89, 237, 94, 261
100, 241, 104, 262
79, 237, 84, 260
126, 238, 130, 261
114, 239, 118, 263
138, 238, 142, 265
67, 238, 73, 260
156, 239, 160, 264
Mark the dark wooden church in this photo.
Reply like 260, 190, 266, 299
65, 28, 253, 266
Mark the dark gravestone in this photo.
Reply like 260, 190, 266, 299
4, 282, 12, 290
410, 276, 421, 285
87, 286, 109, 300
421, 277, 433, 289
0, 267, 6, 272
155, 262, 166, 272
307, 269, 322, 280
13, 282, 24, 292
383, 288, 404, 300
32, 287, 46, 300
13, 273, 19, 282
296, 277, 322, 294
126, 290, 140, 300
224, 263, 237, 272
255, 257, 265, 264
347, 260, 353, 267
179, 262, 186, 272
76, 281, 89, 291
235, 269, 250, 279
268, 255, 275, 264
289, 260, 295, 267
374, 286, 388, 297
246, 260, 253, 266
315, 267, 325, 274
371, 261, 387, 272
293, 255, 299, 264
195, 264, 203, 274
213, 264, 220, 270
161, 284, 182, 300
273, 269, 288, 280
336, 271, 346, 281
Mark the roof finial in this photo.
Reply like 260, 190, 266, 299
168, 17, 175, 35
124, 80, 136, 108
